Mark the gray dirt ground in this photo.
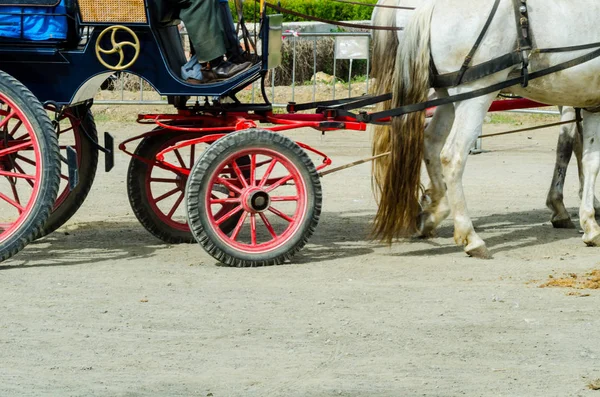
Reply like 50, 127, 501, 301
2, 118, 600, 397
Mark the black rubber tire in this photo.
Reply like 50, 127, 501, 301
127, 131, 196, 244
127, 131, 250, 244
186, 129, 322, 267
0, 71, 61, 262
40, 105, 98, 237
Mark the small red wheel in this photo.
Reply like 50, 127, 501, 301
0, 71, 60, 262
40, 104, 98, 236
127, 131, 249, 244
186, 129, 322, 267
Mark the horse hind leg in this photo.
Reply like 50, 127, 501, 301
579, 111, 600, 246
572, 114, 600, 213
546, 106, 577, 229
417, 95, 454, 237
440, 94, 498, 259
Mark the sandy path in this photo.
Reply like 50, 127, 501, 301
1, 120, 599, 396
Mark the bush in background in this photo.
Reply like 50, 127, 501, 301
269, 37, 368, 86
230, 0, 378, 22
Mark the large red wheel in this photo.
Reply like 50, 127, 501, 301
0, 71, 60, 262
40, 104, 98, 236
186, 129, 322, 267
127, 131, 250, 244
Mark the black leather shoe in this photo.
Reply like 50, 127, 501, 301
212, 61, 252, 79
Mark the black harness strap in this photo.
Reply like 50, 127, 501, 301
537, 42, 600, 54
512, 0, 532, 86
435, 52, 522, 88
454, 0, 502, 86
359, 45, 600, 123
288, 95, 389, 113
433, 0, 533, 89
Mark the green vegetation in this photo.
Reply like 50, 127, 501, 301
229, 0, 378, 23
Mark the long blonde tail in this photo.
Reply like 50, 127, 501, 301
371, 1, 400, 198
372, 0, 435, 242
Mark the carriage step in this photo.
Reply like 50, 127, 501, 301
104, 132, 114, 173
66, 146, 79, 191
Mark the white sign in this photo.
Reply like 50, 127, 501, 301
335, 36, 370, 60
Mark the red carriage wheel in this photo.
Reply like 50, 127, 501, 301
0, 71, 61, 262
40, 104, 98, 237
186, 129, 322, 267
127, 131, 250, 244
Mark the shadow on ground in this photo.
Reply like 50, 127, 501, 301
0, 221, 164, 270
1, 207, 584, 268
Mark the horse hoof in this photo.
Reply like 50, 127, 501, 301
583, 233, 600, 247
551, 218, 576, 229
466, 244, 492, 259
416, 212, 436, 238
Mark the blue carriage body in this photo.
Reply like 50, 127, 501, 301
0, 0, 281, 106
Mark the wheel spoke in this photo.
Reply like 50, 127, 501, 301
57, 125, 75, 135
250, 214, 257, 246
190, 145, 196, 168
7, 177, 21, 208
0, 191, 25, 213
258, 159, 278, 188
174, 149, 186, 168
215, 204, 243, 226
0, 140, 33, 157
210, 197, 241, 205
0, 111, 15, 130
259, 212, 277, 239
270, 196, 300, 202
268, 206, 293, 223
154, 187, 180, 203
230, 211, 248, 241
215, 177, 243, 195
150, 178, 179, 184
250, 154, 256, 186
0, 170, 35, 180
167, 193, 184, 219
265, 174, 294, 193
60, 173, 69, 181
12, 162, 35, 188
231, 161, 249, 189
7, 120, 22, 137
16, 155, 36, 167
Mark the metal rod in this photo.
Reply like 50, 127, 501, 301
348, 59, 353, 98
480, 118, 579, 139
366, 35, 370, 95
292, 35, 296, 102
333, 42, 337, 100
319, 152, 390, 177
313, 36, 317, 103
271, 68, 275, 104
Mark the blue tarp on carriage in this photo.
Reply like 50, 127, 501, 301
0, 0, 67, 41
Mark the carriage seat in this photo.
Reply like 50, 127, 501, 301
0, 0, 77, 44
0, 0, 60, 6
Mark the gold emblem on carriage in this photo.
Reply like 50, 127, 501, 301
95, 25, 141, 71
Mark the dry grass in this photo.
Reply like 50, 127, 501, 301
588, 379, 600, 390
539, 270, 600, 290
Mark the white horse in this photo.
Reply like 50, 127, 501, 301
372, 1, 594, 233
372, 0, 600, 257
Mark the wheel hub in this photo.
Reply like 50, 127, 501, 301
241, 188, 271, 213
0, 134, 16, 171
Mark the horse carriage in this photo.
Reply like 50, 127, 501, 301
1, 0, 596, 266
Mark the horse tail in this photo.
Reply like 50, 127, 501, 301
371, 1, 400, 199
372, 0, 435, 242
